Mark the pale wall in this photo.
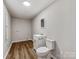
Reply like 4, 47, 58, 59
3, 4, 12, 57
32, 0, 76, 59
12, 18, 32, 42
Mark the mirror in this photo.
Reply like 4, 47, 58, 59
41, 18, 44, 28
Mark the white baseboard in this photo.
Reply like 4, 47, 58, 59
12, 39, 33, 43
4, 42, 12, 59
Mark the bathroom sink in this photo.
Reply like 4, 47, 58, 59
33, 34, 47, 49
33, 34, 46, 40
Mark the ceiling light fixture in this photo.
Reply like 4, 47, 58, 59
22, 1, 31, 6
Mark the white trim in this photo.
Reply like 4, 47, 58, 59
12, 39, 33, 43
4, 42, 12, 59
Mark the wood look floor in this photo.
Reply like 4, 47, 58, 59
6, 40, 37, 59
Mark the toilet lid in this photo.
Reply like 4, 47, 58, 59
36, 47, 49, 53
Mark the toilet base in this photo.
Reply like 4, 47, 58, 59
37, 54, 56, 59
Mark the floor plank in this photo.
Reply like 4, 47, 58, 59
6, 40, 37, 59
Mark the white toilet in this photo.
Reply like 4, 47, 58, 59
34, 36, 55, 59
36, 39, 55, 59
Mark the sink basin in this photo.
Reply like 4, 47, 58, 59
33, 34, 46, 40
33, 34, 47, 49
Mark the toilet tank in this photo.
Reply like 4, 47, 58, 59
46, 39, 55, 50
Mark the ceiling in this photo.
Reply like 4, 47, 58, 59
4, 0, 55, 19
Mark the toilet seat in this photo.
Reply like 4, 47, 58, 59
36, 47, 49, 53
36, 47, 50, 57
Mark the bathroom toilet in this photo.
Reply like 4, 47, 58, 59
33, 34, 55, 59
36, 39, 55, 59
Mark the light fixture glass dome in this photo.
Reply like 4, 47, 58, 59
22, 1, 31, 6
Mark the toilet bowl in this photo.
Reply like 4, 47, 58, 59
36, 47, 50, 57
36, 47, 50, 59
